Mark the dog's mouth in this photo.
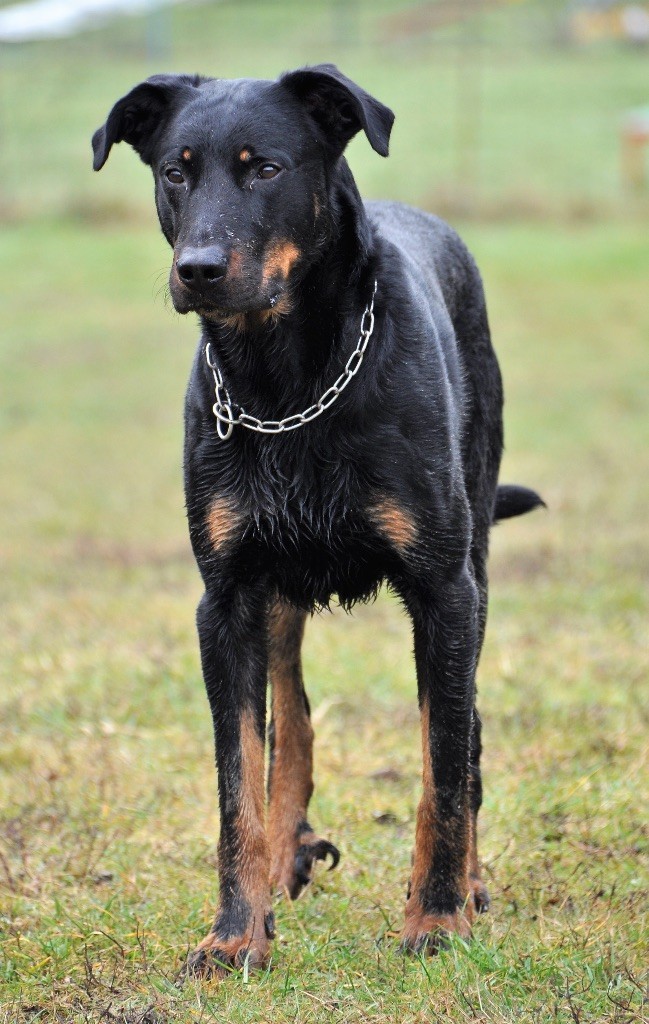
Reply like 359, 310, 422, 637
174, 291, 286, 320
169, 266, 288, 321
197, 291, 295, 331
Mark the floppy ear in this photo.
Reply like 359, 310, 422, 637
280, 64, 394, 158
92, 73, 205, 171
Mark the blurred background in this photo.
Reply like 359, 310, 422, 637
1, 2, 647, 1021
3, 0, 649, 217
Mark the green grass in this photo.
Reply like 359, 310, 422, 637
1, 1, 648, 1021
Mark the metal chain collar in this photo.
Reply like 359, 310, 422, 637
205, 280, 377, 440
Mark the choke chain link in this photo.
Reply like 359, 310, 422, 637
205, 280, 377, 440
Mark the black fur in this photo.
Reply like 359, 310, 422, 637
93, 65, 543, 974
493, 484, 546, 522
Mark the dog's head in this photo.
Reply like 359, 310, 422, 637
93, 65, 394, 323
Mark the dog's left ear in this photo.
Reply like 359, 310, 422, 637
92, 73, 205, 171
280, 64, 394, 158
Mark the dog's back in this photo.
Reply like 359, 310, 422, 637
368, 199, 503, 537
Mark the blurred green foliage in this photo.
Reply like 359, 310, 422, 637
1, 0, 648, 221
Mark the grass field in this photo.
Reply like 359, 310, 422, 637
1, 1, 648, 1021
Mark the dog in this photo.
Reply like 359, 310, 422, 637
92, 64, 543, 977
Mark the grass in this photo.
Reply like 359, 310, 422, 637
1, 1, 648, 1021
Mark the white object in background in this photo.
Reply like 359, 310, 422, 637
0, 0, 203, 43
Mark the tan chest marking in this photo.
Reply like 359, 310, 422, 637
205, 495, 243, 551
368, 497, 417, 552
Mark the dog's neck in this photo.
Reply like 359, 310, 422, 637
200, 162, 376, 420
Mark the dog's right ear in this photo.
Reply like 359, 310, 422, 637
92, 73, 205, 171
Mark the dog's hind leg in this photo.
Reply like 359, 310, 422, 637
267, 600, 340, 899
468, 548, 491, 915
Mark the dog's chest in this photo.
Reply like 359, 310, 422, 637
207, 440, 392, 606
244, 448, 369, 553
253, 496, 386, 608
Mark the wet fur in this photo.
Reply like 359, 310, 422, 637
93, 64, 543, 977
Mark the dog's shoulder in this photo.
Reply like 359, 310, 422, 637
366, 199, 455, 248
367, 200, 483, 319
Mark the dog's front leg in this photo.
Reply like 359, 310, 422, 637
184, 583, 274, 979
267, 600, 340, 899
400, 567, 479, 953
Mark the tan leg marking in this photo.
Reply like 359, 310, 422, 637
237, 709, 271, 900
205, 495, 243, 552
407, 699, 437, 909
193, 918, 271, 975
368, 497, 417, 552
267, 602, 315, 893
401, 907, 473, 952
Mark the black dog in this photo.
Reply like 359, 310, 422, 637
93, 65, 543, 977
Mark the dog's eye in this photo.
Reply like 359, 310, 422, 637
257, 164, 281, 180
165, 168, 185, 185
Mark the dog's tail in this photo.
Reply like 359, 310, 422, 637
493, 484, 545, 524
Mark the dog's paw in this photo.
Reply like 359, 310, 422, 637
181, 912, 275, 982
271, 830, 340, 900
399, 906, 473, 956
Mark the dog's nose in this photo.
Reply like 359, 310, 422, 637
176, 246, 228, 289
